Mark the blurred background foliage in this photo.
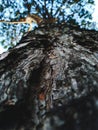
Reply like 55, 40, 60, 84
0, 0, 96, 51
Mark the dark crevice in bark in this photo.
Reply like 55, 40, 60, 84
0, 102, 30, 130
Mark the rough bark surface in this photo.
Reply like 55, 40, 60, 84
0, 24, 98, 130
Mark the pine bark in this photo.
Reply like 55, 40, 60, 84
0, 24, 98, 130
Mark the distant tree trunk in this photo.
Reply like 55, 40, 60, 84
0, 24, 98, 130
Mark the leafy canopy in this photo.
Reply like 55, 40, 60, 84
0, 0, 95, 49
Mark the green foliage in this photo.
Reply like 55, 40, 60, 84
0, 0, 95, 50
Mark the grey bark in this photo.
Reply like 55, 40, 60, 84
0, 24, 98, 130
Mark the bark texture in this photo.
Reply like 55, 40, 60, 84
0, 24, 98, 130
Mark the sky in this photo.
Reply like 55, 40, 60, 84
0, 46, 5, 54
0, 0, 98, 54
92, 0, 98, 21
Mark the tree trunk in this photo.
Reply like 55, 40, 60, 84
0, 24, 98, 130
